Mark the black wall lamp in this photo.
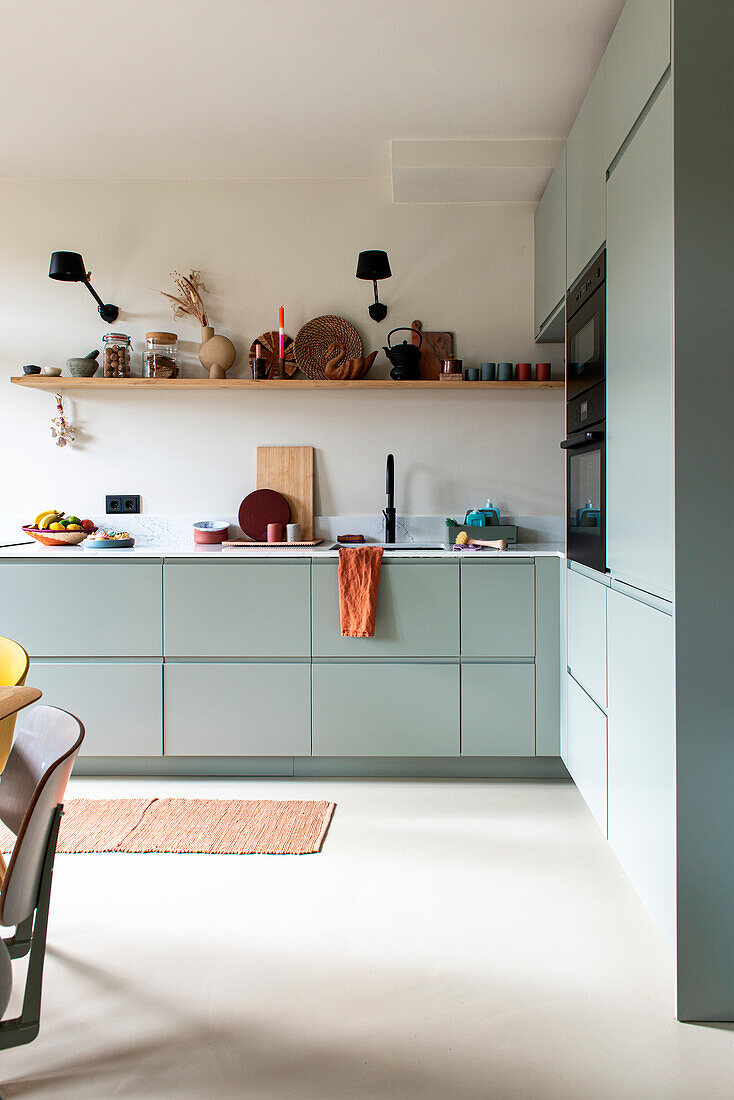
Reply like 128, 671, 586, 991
356, 250, 391, 322
48, 251, 119, 324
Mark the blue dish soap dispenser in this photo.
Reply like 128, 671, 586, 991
478, 499, 500, 525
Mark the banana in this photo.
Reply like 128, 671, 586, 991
37, 510, 63, 530
34, 508, 61, 526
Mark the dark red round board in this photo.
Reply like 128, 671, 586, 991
238, 489, 291, 541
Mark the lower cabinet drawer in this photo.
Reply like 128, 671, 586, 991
30, 661, 162, 757
312, 662, 459, 756
566, 673, 607, 834
164, 662, 311, 756
461, 663, 535, 756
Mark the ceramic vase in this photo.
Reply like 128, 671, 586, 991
199, 325, 236, 380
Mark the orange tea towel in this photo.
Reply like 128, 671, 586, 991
338, 546, 384, 637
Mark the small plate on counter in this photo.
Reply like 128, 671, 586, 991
83, 531, 135, 549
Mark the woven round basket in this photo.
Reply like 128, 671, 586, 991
294, 316, 362, 380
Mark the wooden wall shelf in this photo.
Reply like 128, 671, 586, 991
11, 376, 563, 391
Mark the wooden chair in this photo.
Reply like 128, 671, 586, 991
0, 638, 30, 773
0, 692, 84, 1064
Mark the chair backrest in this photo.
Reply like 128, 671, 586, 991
0, 705, 84, 926
0, 637, 30, 773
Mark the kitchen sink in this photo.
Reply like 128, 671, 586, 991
373, 542, 446, 551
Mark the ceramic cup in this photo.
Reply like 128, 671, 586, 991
465, 368, 479, 381
497, 362, 514, 381
516, 362, 532, 382
480, 362, 496, 381
536, 362, 551, 381
267, 522, 283, 543
286, 523, 301, 543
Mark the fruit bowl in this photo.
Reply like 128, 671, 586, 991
23, 526, 90, 547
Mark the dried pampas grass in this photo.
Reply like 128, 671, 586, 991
160, 270, 209, 327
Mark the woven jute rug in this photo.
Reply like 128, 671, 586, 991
0, 797, 335, 855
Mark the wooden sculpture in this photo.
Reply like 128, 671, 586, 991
323, 343, 377, 381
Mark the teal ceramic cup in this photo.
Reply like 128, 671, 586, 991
465, 368, 479, 381
480, 362, 496, 381
497, 362, 513, 381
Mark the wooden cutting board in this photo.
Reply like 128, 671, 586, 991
411, 320, 454, 380
256, 446, 314, 540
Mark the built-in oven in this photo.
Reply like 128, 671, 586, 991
563, 251, 606, 573
562, 383, 605, 573
566, 250, 605, 402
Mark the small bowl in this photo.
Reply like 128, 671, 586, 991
22, 525, 88, 547
22, 365, 41, 375
67, 358, 99, 378
42, 365, 62, 377
193, 520, 230, 544
83, 534, 135, 549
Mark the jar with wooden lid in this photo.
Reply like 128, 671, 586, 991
102, 333, 132, 378
144, 332, 179, 379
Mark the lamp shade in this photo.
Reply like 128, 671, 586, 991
49, 252, 88, 282
356, 250, 391, 281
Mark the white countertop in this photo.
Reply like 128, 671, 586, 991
0, 541, 565, 560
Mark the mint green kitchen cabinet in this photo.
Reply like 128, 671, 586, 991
607, 586, 675, 951
461, 663, 535, 756
0, 561, 162, 657
605, 0, 670, 164
534, 557, 561, 756
606, 77, 673, 601
566, 673, 607, 835
164, 662, 310, 756
460, 560, 534, 658
566, 57, 607, 287
567, 566, 607, 709
29, 660, 162, 756
312, 662, 459, 756
164, 561, 310, 657
311, 559, 459, 658
534, 147, 566, 339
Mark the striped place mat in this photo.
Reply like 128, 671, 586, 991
0, 797, 335, 856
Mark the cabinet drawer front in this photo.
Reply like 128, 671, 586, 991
0, 563, 162, 657
164, 562, 310, 657
607, 588, 674, 950
567, 567, 607, 707
312, 663, 459, 756
534, 148, 567, 334
605, 0, 670, 165
30, 661, 162, 757
566, 674, 607, 834
164, 662, 310, 756
461, 663, 535, 756
312, 561, 459, 658
460, 562, 535, 657
606, 80, 673, 601
566, 57, 607, 286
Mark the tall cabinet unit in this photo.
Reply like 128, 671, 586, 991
606, 77, 673, 601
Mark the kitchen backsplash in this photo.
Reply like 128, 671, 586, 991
0, 513, 563, 548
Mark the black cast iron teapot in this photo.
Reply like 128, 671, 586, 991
383, 327, 422, 381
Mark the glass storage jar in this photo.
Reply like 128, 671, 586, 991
144, 332, 179, 378
102, 333, 132, 377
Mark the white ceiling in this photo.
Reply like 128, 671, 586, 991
5, 0, 625, 181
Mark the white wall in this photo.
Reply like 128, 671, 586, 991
0, 179, 564, 519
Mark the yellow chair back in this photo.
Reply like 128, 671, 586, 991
0, 637, 30, 772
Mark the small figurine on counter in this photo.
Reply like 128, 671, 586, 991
49, 393, 75, 447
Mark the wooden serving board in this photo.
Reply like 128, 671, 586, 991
223, 539, 323, 549
411, 320, 454, 380
256, 446, 314, 540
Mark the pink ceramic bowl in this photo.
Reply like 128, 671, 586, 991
193, 521, 229, 544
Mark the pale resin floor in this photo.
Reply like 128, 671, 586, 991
2, 778, 733, 1099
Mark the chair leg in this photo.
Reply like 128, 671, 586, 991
3, 913, 34, 960
0, 806, 61, 1051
